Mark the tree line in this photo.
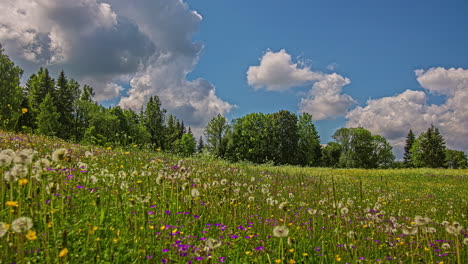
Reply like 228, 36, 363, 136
0, 46, 197, 156
1, 47, 467, 168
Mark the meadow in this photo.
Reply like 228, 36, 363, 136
0, 131, 467, 263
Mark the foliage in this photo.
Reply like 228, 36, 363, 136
411, 124, 447, 168
296, 113, 322, 166
403, 129, 415, 168
36, 93, 60, 136
204, 114, 229, 158
0, 47, 24, 130
144, 96, 166, 149
173, 133, 197, 156
321, 142, 342, 167
445, 149, 468, 169
333, 127, 394, 168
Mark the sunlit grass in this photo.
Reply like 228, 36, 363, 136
1, 131, 467, 263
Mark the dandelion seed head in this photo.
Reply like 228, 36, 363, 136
52, 148, 67, 162
273, 225, 289, 237
341, 207, 349, 215
441, 243, 450, 250
0, 153, 12, 167
414, 215, 430, 226
279, 202, 289, 211
13, 149, 34, 165
11, 217, 33, 233
0, 222, 9, 237
34, 158, 51, 170
191, 188, 200, 197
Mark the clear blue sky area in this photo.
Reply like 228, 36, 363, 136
186, 0, 468, 142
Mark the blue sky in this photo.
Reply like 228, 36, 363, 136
186, 0, 468, 149
1, 0, 467, 157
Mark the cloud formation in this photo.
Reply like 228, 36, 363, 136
299, 73, 357, 120
346, 67, 468, 157
247, 49, 325, 91
0, 0, 232, 132
247, 50, 356, 120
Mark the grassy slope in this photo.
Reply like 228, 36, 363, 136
1, 131, 467, 263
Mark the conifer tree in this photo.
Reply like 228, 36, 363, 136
144, 96, 166, 149
403, 129, 415, 167
197, 136, 205, 154
26, 68, 55, 126
411, 124, 446, 168
55, 71, 80, 139
36, 93, 60, 136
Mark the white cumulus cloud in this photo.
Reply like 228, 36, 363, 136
247, 49, 325, 91
299, 73, 357, 120
346, 67, 468, 158
247, 49, 356, 120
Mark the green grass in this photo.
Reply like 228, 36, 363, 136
1, 131, 467, 263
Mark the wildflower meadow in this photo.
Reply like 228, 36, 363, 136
0, 131, 467, 263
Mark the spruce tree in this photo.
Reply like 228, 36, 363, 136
36, 93, 60, 137
411, 125, 446, 168
144, 96, 166, 149
403, 129, 415, 167
26, 68, 55, 127
197, 136, 205, 154
55, 71, 80, 139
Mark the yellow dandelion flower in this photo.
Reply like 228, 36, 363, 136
302, 253, 308, 257
275, 260, 282, 263
160, 226, 166, 230
245, 251, 252, 255
59, 248, 68, 257
6, 201, 19, 207
26, 230, 37, 240
18, 179, 29, 186
113, 238, 118, 243
289, 248, 295, 253
22, 108, 28, 114
289, 260, 296, 264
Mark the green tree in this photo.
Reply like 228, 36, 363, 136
197, 136, 205, 154
173, 133, 196, 157
333, 127, 394, 168
0, 47, 24, 130
55, 71, 81, 139
80, 85, 95, 102
36, 93, 60, 136
403, 129, 415, 167
297, 113, 321, 166
225, 113, 271, 163
445, 149, 468, 169
144, 96, 166, 149
411, 125, 446, 168
370, 135, 395, 168
270, 110, 298, 165
321, 142, 342, 167
26, 68, 55, 121
165, 115, 180, 150
204, 114, 229, 158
